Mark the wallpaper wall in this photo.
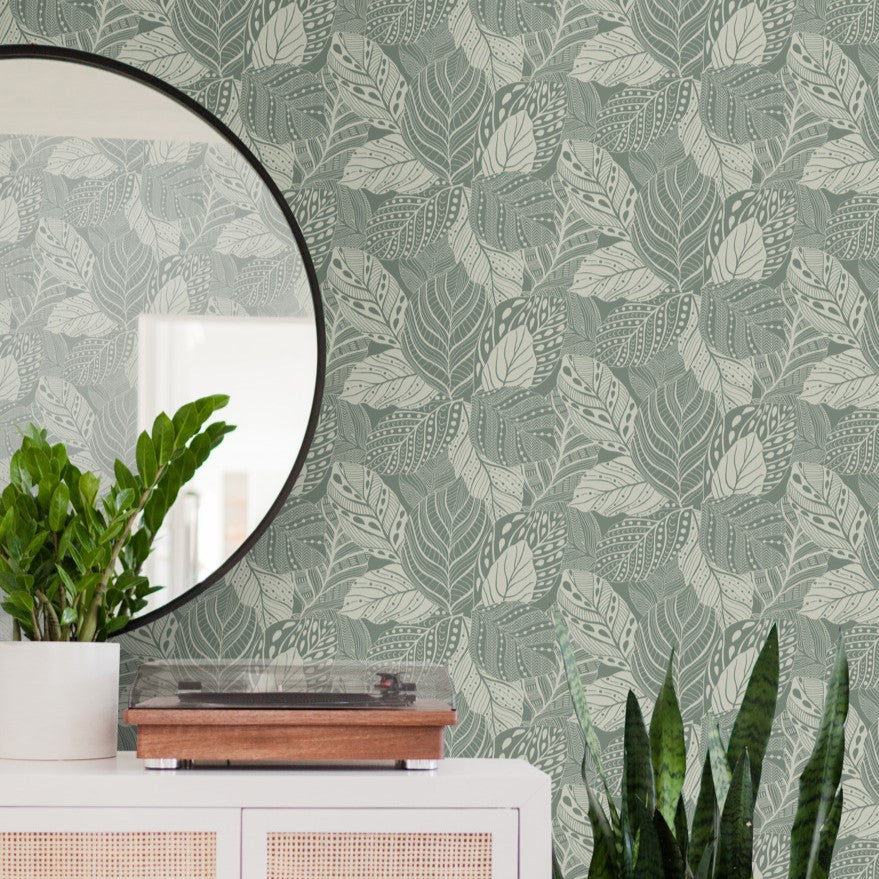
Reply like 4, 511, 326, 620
0, 132, 311, 482
2, 0, 879, 875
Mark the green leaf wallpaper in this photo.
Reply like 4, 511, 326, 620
2, 0, 879, 874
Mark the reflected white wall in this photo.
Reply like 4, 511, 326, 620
138, 315, 317, 607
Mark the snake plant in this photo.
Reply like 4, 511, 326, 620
553, 612, 848, 879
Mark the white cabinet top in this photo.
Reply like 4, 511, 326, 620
0, 752, 550, 810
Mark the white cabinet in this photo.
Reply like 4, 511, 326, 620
0, 753, 550, 879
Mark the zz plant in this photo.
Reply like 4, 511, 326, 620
553, 612, 849, 879
0, 395, 234, 642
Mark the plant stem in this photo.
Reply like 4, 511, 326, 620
29, 603, 41, 641
12, 620, 20, 641
53, 533, 68, 639
77, 470, 164, 642
36, 591, 62, 641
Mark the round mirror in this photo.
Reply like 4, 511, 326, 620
0, 48, 323, 630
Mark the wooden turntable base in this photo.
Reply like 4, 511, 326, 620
124, 706, 457, 769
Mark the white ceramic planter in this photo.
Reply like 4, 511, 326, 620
0, 641, 119, 760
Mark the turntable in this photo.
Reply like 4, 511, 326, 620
124, 660, 457, 770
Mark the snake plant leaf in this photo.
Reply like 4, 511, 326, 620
633, 798, 664, 879
789, 639, 849, 879
811, 787, 843, 879
707, 718, 732, 812
649, 654, 686, 833
586, 781, 619, 879
624, 690, 655, 819
620, 815, 634, 879
654, 808, 686, 879
716, 749, 753, 879
674, 794, 688, 864
554, 610, 611, 792
693, 842, 715, 879
727, 624, 779, 801
689, 754, 717, 875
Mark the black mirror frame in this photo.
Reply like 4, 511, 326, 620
0, 43, 326, 634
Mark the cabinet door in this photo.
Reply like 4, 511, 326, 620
242, 808, 518, 879
0, 807, 240, 879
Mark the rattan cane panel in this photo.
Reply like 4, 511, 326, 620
0, 831, 216, 878
265, 832, 492, 879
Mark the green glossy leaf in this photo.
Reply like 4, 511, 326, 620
728, 624, 779, 801
113, 459, 138, 495
789, 640, 849, 879
143, 482, 168, 535
1, 599, 33, 630
716, 750, 753, 879
172, 403, 199, 447
151, 412, 175, 466
79, 472, 100, 510
104, 614, 130, 634
48, 483, 69, 532
193, 394, 230, 423
135, 431, 158, 486
649, 655, 686, 833
55, 565, 77, 601
4, 590, 33, 612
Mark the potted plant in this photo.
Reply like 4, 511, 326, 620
0, 395, 233, 760
553, 612, 848, 879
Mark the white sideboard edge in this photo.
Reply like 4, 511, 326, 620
0, 752, 551, 811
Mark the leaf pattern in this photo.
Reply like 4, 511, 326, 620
556, 140, 636, 235
629, 0, 710, 77
630, 373, 719, 507
787, 32, 867, 130
596, 509, 693, 583
328, 33, 408, 131
4, 4, 877, 876
631, 157, 719, 292
596, 79, 693, 153
403, 49, 488, 183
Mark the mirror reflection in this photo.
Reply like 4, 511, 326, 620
0, 56, 319, 619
